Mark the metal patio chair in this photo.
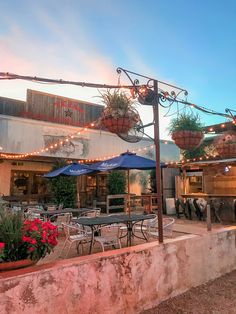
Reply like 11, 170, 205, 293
51, 213, 72, 230
175, 198, 188, 219
93, 224, 122, 252
59, 223, 91, 258
146, 217, 175, 240
133, 214, 157, 234
82, 209, 101, 218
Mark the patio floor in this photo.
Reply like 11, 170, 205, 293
37, 214, 235, 266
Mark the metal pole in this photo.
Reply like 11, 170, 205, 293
127, 169, 131, 217
153, 80, 164, 243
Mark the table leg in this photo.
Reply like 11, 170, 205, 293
89, 227, 94, 254
140, 220, 148, 241
127, 222, 132, 247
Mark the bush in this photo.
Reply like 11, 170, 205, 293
107, 171, 126, 207
48, 160, 77, 208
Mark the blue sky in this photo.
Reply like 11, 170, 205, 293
1, 0, 236, 139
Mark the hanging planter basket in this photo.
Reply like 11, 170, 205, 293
215, 131, 236, 158
99, 90, 140, 134
101, 115, 133, 134
172, 130, 204, 150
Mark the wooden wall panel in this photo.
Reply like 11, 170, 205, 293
0, 90, 104, 127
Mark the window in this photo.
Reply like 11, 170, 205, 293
10, 171, 49, 201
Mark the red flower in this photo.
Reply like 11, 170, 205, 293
29, 225, 39, 232
28, 247, 35, 252
0, 242, 5, 250
30, 239, 37, 245
22, 236, 33, 243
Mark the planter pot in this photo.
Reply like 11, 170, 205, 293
172, 130, 203, 150
101, 116, 132, 134
0, 259, 37, 271
215, 131, 236, 158
216, 143, 236, 158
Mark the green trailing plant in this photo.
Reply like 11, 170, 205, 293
100, 89, 139, 120
107, 171, 126, 207
0, 206, 58, 262
182, 142, 206, 159
182, 137, 215, 159
100, 89, 134, 111
0, 207, 27, 262
168, 113, 203, 134
48, 160, 77, 208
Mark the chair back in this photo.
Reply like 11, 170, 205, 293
55, 213, 71, 226
147, 217, 175, 237
85, 209, 101, 217
62, 223, 71, 239
47, 205, 57, 211
146, 215, 157, 227
163, 217, 175, 237
58, 203, 64, 211
62, 223, 87, 239
196, 198, 207, 212
96, 225, 120, 244
26, 210, 42, 220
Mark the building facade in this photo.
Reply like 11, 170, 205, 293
0, 90, 180, 206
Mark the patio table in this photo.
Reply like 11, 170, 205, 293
74, 213, 156, 253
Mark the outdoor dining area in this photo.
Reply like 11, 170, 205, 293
0, 199, 176, 265
0, 151, 177, 269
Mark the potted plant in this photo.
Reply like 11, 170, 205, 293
214, 131, 236, 158
168, 113, 204, 150
100, 90, 140, 134
0, 207, 58, 271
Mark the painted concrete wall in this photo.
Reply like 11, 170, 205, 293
0, 227, 236, 314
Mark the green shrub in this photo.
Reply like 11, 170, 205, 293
107, 171, 126, 208
0, 207, 28, 262
48, 160, 77, 208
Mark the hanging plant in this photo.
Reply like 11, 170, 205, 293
99, 90, 140, 134
168, 113, 204, 150
214, 130, 236, 158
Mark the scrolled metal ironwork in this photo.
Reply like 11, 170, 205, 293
116, 67, 189, 109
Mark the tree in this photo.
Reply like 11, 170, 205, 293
48, 160, 77, 208
107, 171, 126, 207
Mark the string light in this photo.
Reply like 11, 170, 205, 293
163, 151, 236, 167
0, 121, 97, 159
78, 144, 156, 163
0, 136, 175, 160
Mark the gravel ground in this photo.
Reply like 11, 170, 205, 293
143, 270, 236, 314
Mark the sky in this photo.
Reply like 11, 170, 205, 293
1, 0, 236, 140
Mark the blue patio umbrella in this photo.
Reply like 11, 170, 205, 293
89, 151, 156, 171
44, 162, 94, 178
89, 151, 157, 215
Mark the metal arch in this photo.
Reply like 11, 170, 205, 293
116, 67, 189, 108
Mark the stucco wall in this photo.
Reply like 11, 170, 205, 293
1, 227, 236, 314
0, 160, 52, 195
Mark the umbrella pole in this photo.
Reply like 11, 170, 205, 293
127, 169, 130, 217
